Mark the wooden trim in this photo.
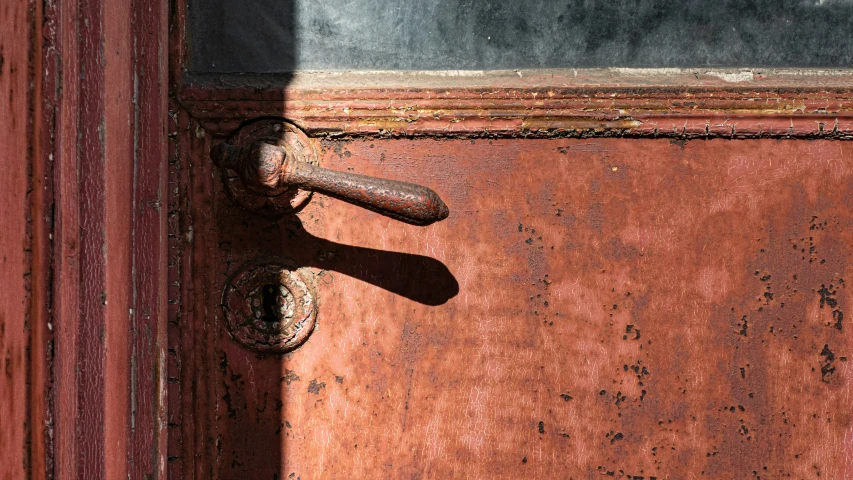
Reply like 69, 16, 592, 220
103, 0, 134, 476
167, 104, 219, 480
175, 70, 853, 139
169, 0, 853, 140
30, 0, 52, 477
51, 0, 170, 476
52, 0, 81, 475
132, 0, 171, 476
1, 0, 171, 477
0, 0, 36, 477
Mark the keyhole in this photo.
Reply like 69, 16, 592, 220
261, 284, 280, 322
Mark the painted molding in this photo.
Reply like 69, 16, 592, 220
178, 69, 853, 138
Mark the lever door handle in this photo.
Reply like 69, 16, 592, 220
211, 122, 449, 226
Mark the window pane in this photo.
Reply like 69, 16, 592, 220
188, 0, 853, 73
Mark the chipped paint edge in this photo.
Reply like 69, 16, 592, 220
176, 69, 853, 139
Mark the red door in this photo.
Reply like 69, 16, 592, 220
5, 1, 853, 479
173, 129, 853, 478
167, 5, 853, 478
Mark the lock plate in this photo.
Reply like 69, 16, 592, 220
222, 258, 317, 353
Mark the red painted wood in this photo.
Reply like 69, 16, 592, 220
103, 0, 134, 477
179, 135, 853, 479
176, 71, 853, 139
30, 0, 53, 477
175, 111, 219, 480
51, 0, 82, 475
0, 0, 34, 477
76, 0, 109, 476
129, 0, 170, 477
166, 104, 184, 480
0, 0, 170, 477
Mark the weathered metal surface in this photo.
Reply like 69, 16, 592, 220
178, 134, 853, 478
215, 120, 318, 218
212, 121, 449, 225
222, 258, 317, 353
175, 70, 853, 139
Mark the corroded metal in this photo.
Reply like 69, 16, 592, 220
212, 121, 449, 225
221, 258, 317, 353
217, 120, 318, 218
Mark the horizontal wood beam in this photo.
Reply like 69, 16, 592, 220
178, 70, 853, 138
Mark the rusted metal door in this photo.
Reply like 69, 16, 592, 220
169, 4, 853, 479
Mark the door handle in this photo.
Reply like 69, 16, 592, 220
211, 121, 449, 226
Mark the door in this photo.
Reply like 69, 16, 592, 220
170, 2, 853, 479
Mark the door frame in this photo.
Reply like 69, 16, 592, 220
3, 0, 170, 477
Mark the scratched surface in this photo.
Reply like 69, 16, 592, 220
0, 0, 31, 477
188, 0, 853, 73
204, 138, 853, 479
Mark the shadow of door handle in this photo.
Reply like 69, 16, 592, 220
211, 121, 449, 226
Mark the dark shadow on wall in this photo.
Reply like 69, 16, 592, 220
187, 0, 298, 75
188, 2, 297, 479
281, 219, 459, 306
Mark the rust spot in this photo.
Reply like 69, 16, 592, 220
281, 369, 300, 385
820, 344, 836, 383
307, 379, 325, 394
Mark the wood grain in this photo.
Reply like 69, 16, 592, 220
178, 70, 853, 139
0, 0, 170, 477
0, 0, 33, 477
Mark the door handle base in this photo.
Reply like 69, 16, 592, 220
218, 119, 319, 219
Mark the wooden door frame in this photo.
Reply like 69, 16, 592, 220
2, 0, 169, 478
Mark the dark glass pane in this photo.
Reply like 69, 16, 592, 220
188, 0, 853, 73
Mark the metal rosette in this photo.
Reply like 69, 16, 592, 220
220, 119, 319, 218
222, 258, 317, 353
